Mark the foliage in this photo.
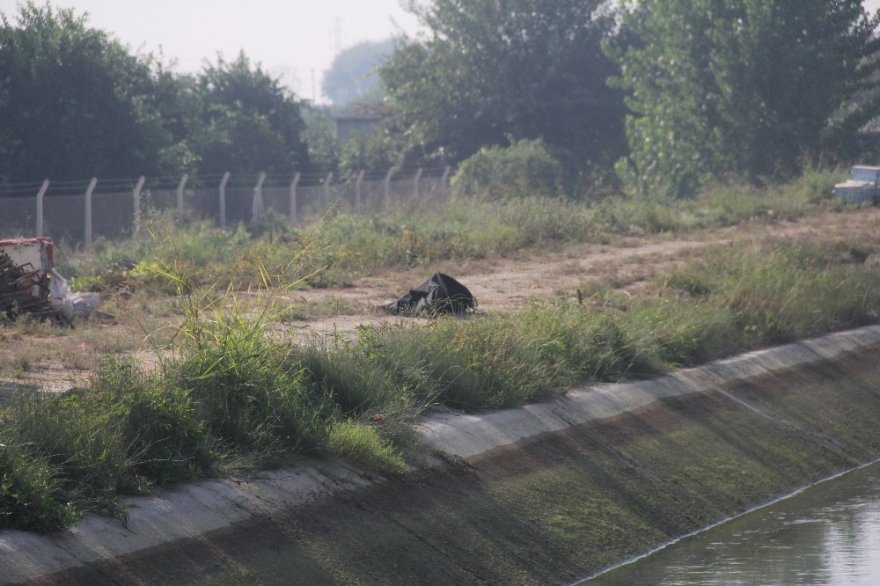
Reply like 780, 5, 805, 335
0, 4, 309, 183
381, 0, 624, 166
0, 444, 76, 531
610, 0, 880, 198
322, 39, 395, 105
326, 421, 407, 474
60, 211, 322, 295
169, 301, 325, 451
0, 2, 173, 182
302, 106, 340, 176
451, 139, 564, 200
337, 130, 398, 179
192, 52, 309, 175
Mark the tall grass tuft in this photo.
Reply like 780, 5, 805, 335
0, 443, 76, 531
169, 298, 326, 452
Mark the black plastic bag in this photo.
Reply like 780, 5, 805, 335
387, 273, 477, 315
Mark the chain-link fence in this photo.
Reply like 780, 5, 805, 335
0, 166, 453, 246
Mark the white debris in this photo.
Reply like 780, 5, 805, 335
49, 270, 102, 321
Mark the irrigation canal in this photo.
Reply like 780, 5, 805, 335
6, 326, 880, 584
590, 459, 880, 585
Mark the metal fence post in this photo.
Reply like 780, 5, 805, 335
219, 171, 230, 228
289, 172, 301, 226
355, 169, 365, 212
413, 167, 424, 203
35, 179, 49, 237
84, 177, 97, 249
133, 176, 145, 235
176, 173, 189, 223
322, 172, 334, 210
383, 166, 396, 210
252, 172, 266, 222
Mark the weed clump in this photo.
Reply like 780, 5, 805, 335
0, 444, 76, 532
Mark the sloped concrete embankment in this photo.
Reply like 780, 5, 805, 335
4, 326, 880, 584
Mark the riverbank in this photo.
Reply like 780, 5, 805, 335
4, 325, 880, 584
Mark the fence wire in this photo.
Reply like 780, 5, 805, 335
0, 168, 454, 246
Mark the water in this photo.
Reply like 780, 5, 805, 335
590, 461, 880, 585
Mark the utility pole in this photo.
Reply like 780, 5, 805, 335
333, 17, 343, 56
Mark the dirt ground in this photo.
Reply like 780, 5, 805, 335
284, 207, 880, 338
1, 206, 879, 395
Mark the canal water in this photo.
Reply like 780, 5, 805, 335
589, 461, 880, 585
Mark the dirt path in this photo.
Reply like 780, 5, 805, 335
1, 207, 878, 393
283, 207, 880, 339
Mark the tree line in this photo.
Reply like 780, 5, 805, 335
2, 1, 879, 198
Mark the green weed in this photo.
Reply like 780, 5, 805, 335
326, 420, 407, 475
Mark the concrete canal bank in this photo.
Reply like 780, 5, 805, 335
4, 326, 880, 584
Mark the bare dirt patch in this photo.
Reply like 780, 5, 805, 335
2, 207, 879, 393
291, 207, 880, 337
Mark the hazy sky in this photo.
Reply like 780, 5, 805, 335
0, 0, 421, 101
2, 1, 880, 102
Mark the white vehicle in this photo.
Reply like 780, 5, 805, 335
832, 166, 880, 204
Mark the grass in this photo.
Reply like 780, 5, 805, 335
1, 166, 879, 532
57, 166, 845, 293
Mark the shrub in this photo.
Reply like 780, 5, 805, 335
451, 139, 564, 200
170, 305, 325, 452
0, 444, 76, 532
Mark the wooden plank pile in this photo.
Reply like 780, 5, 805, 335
0, 250, 57, 320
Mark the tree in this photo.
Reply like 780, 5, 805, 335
0, 2, 172, 182
193, 52, 309, 175
322, 39, 395, 105
611, 0, 880, 198
381, 0, 625, 166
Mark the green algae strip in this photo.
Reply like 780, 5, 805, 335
48, 357, 880, 585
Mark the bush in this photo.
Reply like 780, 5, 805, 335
0, 445, 76, 532
170, 305, 326, 452
451, 139, 564, 200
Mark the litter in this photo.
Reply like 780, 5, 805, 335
387, 273, 477, 316
0, 237, 105, 325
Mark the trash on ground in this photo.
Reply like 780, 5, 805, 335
0, 237, 106, 325
387, 272, 477, 316
48, 270, 104, 323
0, 237, 59, 321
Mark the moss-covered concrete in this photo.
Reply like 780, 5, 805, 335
37, 344, 880, 585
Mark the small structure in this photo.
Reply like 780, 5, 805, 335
0, 237, 103, 324
333, 113, 383, 142
832, 166, 880, 204
332, 103, 387, 143
0, 237, 57, 320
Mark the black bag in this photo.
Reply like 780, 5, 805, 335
387, 273, 477, 315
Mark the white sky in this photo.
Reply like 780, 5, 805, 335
0, 0, 421, 102
2, 1, 880, 102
